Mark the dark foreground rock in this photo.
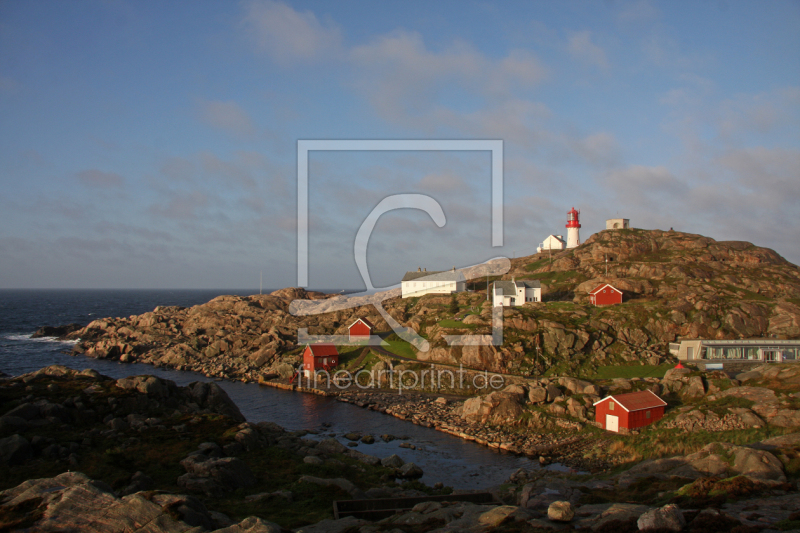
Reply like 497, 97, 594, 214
0, 471, 282, 532
31, 323, 84, 339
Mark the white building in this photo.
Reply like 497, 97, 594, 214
492, 279, 541, 307
606, 218, 630, 230
401, 268, 466, 298
671, 339, 800, 369
537, 235, 566, 254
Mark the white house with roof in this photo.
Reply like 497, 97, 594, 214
492, 279, 541, 307
401, 267, 466, 298
537, 235, 566, 254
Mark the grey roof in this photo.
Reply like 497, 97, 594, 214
493, 280, 541, 295
402, 270, 464, 282
689, 339, 800, 347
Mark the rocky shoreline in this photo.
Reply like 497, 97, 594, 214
2, 365, 799, 532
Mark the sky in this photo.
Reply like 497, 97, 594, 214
1, 0, 798, 290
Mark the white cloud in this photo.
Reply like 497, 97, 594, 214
567, 31, 608, 69
196, 99, 256, 138
241, 0, 342, 63
349, 30, 547, 122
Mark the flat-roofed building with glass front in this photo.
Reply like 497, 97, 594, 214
670, 338, 800, 370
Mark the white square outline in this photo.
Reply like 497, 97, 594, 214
297, 139, 504, 287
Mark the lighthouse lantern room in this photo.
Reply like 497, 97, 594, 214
566, 207, 581, 248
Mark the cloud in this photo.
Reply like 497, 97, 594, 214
567, 31, 608, 69
196, 99, 256, 138
148, 191, 209, 220
76, 169, 125, 188
604, 165, 688, 206
350, 30, 547, 122
241, 0, 342, 63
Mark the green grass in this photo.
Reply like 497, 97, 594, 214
381, 339, 417, 359
437, 319, 479, 329
592, 364, 674, 379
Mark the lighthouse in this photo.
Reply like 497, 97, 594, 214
566, 207, 581, 248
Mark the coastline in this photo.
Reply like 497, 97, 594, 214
68, 348, 602, 471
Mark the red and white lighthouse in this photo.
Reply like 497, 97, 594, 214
566, 207, 581, 248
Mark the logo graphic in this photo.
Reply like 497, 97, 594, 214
290, 140, 509, 350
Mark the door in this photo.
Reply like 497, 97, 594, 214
606, 414, 619, 432
763, 349, 779, 362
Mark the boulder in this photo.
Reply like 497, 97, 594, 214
637, 504, 685, 531
527, 386, 547, 404
316, 438, 348, 455
381, 454, 405, 468
460, 391, 524, 425
299, 476, 365, 499
116, 375, 170, 398
397, 462, 423, 479
186, 381, 245, 422
178, 455, 256, 496
547, 500, 574, 522
4, 402, 41, 421
0, 434, 33, 464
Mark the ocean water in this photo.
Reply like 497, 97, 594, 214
0, 289, 538, 489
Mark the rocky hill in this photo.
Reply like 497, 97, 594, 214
62, 229, 800, 380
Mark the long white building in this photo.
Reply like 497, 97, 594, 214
401, 268, 466, 298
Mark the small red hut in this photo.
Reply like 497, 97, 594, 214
348, 317, 375, 342
589, 283, 623, 306
302, 344, 339, 378
593, 390, 666, 432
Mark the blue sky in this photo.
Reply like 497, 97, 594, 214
1, 0, 798, 290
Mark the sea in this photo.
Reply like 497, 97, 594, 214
0, 289, 540, 489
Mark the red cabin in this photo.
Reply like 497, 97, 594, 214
593, 390, 666, 432
348, 317, 375, 342
302, 344, 339, 378
589, 283, 623, 306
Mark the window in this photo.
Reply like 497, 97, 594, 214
609, 402, 614, 410
646, 411, 651, 419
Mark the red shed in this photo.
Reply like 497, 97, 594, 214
302, 344, 339, 378
593, 390, 666, 432
348, 317, 375, 342
589, 283, 623, 306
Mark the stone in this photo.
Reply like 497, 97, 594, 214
116, 375, 170, 398
637, 503, 685, 531
381, 454, 404, 468
528, 386, 547, 404
316, 438, 347, 455
303, 456, 323, 465
298, 476, 365, 499
547, 500, 574, 522
4, 402, 41, 420
397, 462, 423, 479
0, 434, 33, 464
179, 455, 256, 495
186, 381, 245, 422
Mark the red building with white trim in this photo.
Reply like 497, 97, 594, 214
302, 344, 339, 378
348, 317, 375, 342
593, 390, 667, 432
589, 283, 623, 306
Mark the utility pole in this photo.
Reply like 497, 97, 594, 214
260, 270, 263, 294
605, 254, 608, 277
